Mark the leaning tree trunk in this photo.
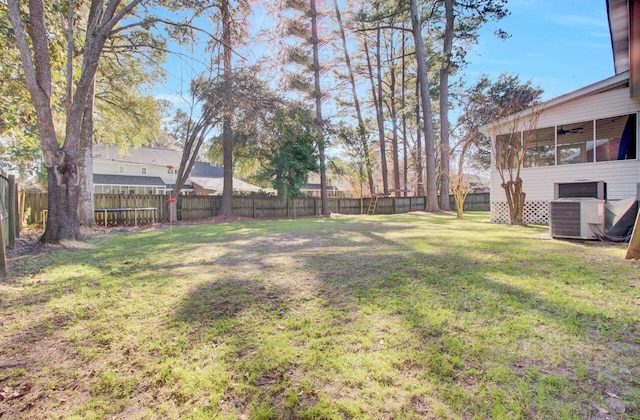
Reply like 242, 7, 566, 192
363, 30, 388, 195
334, 0, 374, 196
410, 0, 439, 212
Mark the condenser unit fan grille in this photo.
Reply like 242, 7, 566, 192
550, 201, 581, 237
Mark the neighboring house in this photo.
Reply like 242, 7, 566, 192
301, 174, 354, 198
480, 0, 640, 224
92, 145, 265, 195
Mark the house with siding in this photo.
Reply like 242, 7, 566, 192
480, 0, 639, 224
92, 145, 265, 195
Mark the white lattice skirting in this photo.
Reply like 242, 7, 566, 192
491, 201, 550, 225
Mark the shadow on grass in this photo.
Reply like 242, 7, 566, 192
166, 216, 639, 417
3, 214, 638, 417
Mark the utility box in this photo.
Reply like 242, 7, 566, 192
550, 198, 605, 239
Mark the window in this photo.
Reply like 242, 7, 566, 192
524, 126, 555, 167
118, 165, 125, 174
141, 167, 147, 175
557, 120, 594, 165
595, 114, 637, 162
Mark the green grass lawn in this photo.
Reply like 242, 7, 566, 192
1, 212, 639, 419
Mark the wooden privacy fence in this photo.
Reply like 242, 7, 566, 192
23, 192, 490, 226
0, 172, 17, 276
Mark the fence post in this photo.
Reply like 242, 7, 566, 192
8, 175, 16, 248
0, 214, 6, 276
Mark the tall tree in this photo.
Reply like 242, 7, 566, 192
362, 28, 388, 195
219, 0, 235, 216
409, 0, 439, 211
310, 0, 330, 216
333, 0, 375, 196
6, 0, 146, 242
438, 0, 453, 210
436, 0, 509, 211
258, 107, 319, 207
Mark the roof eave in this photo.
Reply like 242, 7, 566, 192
479, 72, 630, 135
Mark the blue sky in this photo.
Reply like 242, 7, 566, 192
463, 0, 613, 99
155, 0, 615, 107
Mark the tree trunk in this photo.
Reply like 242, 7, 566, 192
438, 0, 453, 211
219, 0, 234, 217
78, 81, 96, 227
311, 0, 330, 216
410, 0, 439, 212
401, 32, 408, 198
7, 0, 144, 243
363, 30, 387, 195
375, 24, 389, 195
41, 152, 82, 242
415, 77, 423, 196
387, 48, 401, 198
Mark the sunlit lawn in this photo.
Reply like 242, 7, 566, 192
1, 212, 639, 419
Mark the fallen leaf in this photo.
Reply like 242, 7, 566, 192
592, 403, 609, 414
605, 391, 620, 399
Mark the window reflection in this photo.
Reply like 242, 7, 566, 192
557, 120, 594, 165
524, 126, 555, 167
596, 114, 637, 162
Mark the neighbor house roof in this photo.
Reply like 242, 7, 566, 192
190, 177, 264, 193
303, 174, 353, 191
93, 174, 167, 186
93, 145, 225, 178
93, 144, 181, 167
190, 161, 224, 177
301, 183, 340, 192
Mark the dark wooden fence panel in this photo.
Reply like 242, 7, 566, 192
24, 192, 490, 226
24, 192, 48, 226
0, 173, 9, 246
335, 198, 363, 214
449, 192, 490, 211
179, 195, 218, 221
293, 198, 319, 217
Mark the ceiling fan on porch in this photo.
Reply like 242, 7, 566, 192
557, 126, 583, 135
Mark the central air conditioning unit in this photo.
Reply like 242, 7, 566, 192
549, 198, 605, 239
554, 181, 606, 200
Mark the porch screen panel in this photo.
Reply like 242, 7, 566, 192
557, 120, 594, 165
524, 126, 555, 167
595, 114, 637, 162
